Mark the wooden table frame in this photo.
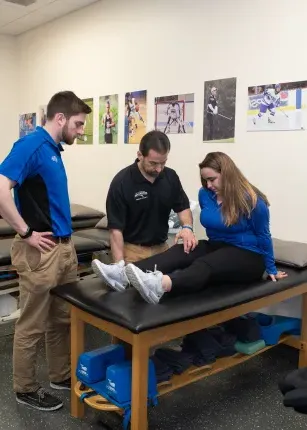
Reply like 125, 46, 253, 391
70, 283, 307, 430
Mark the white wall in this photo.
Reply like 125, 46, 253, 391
0, 36, 18, 160
16, 0, 307, 241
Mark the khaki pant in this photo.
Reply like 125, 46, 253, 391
123, 242, 169, 264
11, 237, 78, 393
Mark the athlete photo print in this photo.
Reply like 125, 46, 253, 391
203, 77, 237, 143
247, 80, 307, 132
154, 93, 195, 134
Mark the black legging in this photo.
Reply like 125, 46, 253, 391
134, 240, 266, 294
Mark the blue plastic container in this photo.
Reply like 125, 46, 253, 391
76, 344, 125, 384
249, 313, 301, 346
105, 359, 157, 404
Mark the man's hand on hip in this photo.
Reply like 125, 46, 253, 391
24, 231, 56, 253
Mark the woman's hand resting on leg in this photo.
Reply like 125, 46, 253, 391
269, 271, 288, 282
175, 229, 198, 253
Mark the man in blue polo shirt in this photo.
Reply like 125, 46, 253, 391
0, 91, 91, 412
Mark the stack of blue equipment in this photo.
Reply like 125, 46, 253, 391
249, 313, 301, 346
76, 344, 125, 384
228, 313, 302, 355
76, 345, 158, 429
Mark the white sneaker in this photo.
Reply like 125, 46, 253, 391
125, 264, 165, 304
91, 259, 129, 292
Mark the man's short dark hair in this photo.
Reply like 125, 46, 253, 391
46, 91, 92, 120
139, 130, 171, 157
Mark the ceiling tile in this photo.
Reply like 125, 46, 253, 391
0, 0, 100, 35
1, 10, 46, 34
0, 3, 28, 25
21, 0, 56, 12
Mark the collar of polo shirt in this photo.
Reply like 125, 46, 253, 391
37, 126, 64, 152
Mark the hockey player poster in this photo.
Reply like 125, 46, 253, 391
247, 80, 307, 131
203, 77, 236, 143
124, 90, 147, 144
19, 112, 36, 138
154, 93, 194, 134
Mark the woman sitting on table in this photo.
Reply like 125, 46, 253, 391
92, 152, 288, 304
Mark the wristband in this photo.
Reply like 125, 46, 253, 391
182, 225, 193, 232
20, 226, 33, 239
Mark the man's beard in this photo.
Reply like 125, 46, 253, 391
61, 124, 75, 145
142, 164, 159, 178
146, 170, 159, 178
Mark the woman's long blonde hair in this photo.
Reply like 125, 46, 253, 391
199, 152, 269, 226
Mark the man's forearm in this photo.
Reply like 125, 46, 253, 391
177, 208, 193, 228
0, 188, 28, 235
110, 229, 125, 262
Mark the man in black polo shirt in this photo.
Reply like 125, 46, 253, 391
0, 91, 91, 411
92, 130, 197, 291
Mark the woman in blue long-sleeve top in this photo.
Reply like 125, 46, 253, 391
95, 151, 288, 304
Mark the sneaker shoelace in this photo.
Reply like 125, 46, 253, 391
37, 387, 48, 400
145, 264, 158, 275
145, 265, 162, 278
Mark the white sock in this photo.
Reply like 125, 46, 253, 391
116, 260, 125, 267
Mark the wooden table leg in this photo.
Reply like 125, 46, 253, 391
111, 336, 132, 360
299, 293, 307, 368
131, 334, 149, 430
71, 306, 85, 418
111, 335, 120, 344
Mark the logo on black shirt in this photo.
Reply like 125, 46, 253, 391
134, 191, 148, 201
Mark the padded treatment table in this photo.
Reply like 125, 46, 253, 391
0, 219, 14, 238
72, 218, 102, 230
70, 203, 105, 232
0, 238, 19, 296
71, 234, 108, 254
0, 234, 108, 295
52, 265, 307, 430
0, 218, 102, 237
0, 239, 14, 266
73, 228, 110, 248
0, 203, 105, 237
0, 235, 108, 268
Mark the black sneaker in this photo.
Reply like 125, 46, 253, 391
16, 387, 63, 411
50, 378, 71, 391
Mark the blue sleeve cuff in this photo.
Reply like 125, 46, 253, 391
265, 260, 278, 275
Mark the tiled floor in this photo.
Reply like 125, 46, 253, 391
0, 322, 306, 430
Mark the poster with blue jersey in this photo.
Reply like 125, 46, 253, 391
19, 112, 36, 138
247, 81, 307, 131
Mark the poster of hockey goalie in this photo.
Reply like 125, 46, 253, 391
154, 93, 194, 134
247, 80, 307, 131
